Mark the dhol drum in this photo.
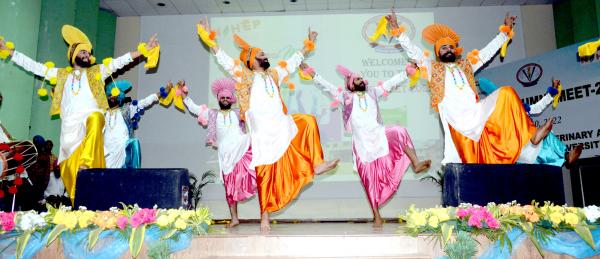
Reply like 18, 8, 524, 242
0, 141, 38, 180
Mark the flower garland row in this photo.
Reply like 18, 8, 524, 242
400, 201, 600, 257
0, 204, 212, 259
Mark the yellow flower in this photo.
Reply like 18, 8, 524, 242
66, 67, 73, 72
567, 207, 579, 214
430, 208, 450, 222
564, 213, 580, 226
63, 212, 78, 230
102, 57, 113, 68
409, 212, 428, 227
180, 210, 194, 221
428, 215, 440, 228
549, 212, 564, 226
174, 218, 187, 230
93, 211, 117, 229
156, 215, 170, 227
53, 210, 66, 225
78, 211, 96, 228
44, 61, 55, 69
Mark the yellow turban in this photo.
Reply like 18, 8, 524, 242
61, 25, 96, 65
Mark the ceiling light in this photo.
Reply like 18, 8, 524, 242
157, 2, 166, 7
223, 1, 231, 4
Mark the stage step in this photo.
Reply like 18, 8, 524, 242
171, 223, 444, 258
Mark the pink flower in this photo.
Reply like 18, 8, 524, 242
0, 212, 16, 231
467, 215, 483, 228
130, 209, 157, 228
117, 216, 128, 230
456, 208, 469, 218
486, 217, 500, 229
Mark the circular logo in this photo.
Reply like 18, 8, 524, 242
362, 15, 416, 53
516, 63, 543, 87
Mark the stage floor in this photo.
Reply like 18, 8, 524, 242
172, 222, 443, 258
209, 222, 406, 236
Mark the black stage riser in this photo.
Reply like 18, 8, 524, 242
74, 168, 190, 210
443, 163, 565, 207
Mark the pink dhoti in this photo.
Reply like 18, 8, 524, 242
354, 126, 413, 209
222, 146, 257, 206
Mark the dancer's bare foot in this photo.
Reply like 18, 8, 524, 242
531, 118, 554, 145
413, 160, 432, 174
225, 219, 240, 228
260, 212, 271, 232
315, 159, 340, 175
373, 217, 383, 228
566, 144, 583, 167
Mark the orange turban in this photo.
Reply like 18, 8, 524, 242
233, 34, 262, 69
422, 24, 462, 58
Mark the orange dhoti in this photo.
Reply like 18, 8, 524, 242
449, 87, 537, 164
255, 114, 325, 213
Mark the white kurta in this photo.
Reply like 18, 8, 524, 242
214, 49, 304, 167
0, 122, 10, 143
312, 72, 407, 163
516, 92, 554, 164
103, 94, 158, 168
396, 32, 509, 164
44, 172, 67, 198
11, 51, 134, 163
184, 97, 251, 178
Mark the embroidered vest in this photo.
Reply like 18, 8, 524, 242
50, 65, 108, 116
206, 108, 246, 147
428, 59, 479, 111
341, 88, 382, 133
235, 67, 288, 122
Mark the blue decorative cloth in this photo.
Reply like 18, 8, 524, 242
535, 133, 567, 167
124, 138, 141, 169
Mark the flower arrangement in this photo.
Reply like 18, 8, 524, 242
401, 201, 598, 257
0, 204, 212, 259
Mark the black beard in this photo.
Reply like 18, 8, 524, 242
352, 82, 367, 92
439, 52, 456, 63
108, 99, 120, 108
74, 56, 92, 68
259, 59, 270, 70
219, 102, 232, 110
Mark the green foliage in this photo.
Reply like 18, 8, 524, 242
444, 231, 478, 259
189, 170, 216, 209
148, 241, 171, 259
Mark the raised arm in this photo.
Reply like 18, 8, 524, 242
310, 73, 343, 103
128, 91, 160, 119
8, 50, 58, 80
374, 70, 409, 98
274, 28, 317, 83
181, 87, 209, 121
471, 13, 516, 72
100, 34, 159, 80
529, 79, 560, 115
196, 18, 242, 82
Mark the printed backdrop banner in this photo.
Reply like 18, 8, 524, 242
479, 40, 600, 158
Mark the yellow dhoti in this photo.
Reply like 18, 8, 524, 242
60, 112, 106, 204
449, 87, 537, 164
256, 114, 325, 213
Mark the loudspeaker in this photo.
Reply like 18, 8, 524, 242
443, 163, 565, 207
74, 168, 191, 210
570, 157, 600, 207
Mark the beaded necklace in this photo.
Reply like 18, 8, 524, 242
70, 70, 83, 96
356, 91, 368, 112
220, 109, 233, 128
107, 108, 120, 129
446, 64, 466, 90
260, 73, 275, 98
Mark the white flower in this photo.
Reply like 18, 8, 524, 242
78, 206, 88, 211
109, 207, 119, 212
584, 206, 600, 222
17, 211, 46, 231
